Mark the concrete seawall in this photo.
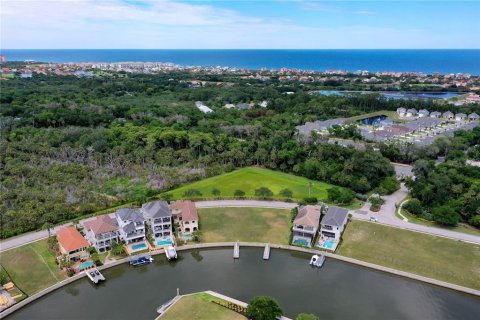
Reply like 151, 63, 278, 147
2, 242, 479, 318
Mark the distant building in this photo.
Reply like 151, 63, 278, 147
396, 107, 406, 117
455, 113, 467, 121
292, 205, 321, 247
468, 112, 479, 121
171, 200, 199, 236
406, 108, 417, 117
418, 109, 430, 117
443, 111, 454, 120
115, 208, 146, 244
259, 100, 268, 108
56, 226, 89, 261
195, 101, 213, 113
430, 111, 442, 118
83, 215, 119, 253
0, 55, 6, 64
236, 103, 250, 110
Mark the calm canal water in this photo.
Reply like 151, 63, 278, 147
7, 248, 480, 320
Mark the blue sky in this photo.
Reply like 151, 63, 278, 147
1, 0, 479, 49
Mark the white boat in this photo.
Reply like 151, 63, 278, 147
309, 253, 325, 267
165, 246, 178, 260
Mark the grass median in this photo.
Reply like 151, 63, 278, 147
337, 220, 480, 290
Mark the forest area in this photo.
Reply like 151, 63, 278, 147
1, 72, 479, 238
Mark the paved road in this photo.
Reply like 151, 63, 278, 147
352, 184, 480, 244
0, 223, 72, 252
2, 197, 479, 252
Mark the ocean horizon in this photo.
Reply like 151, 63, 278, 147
1, 49, 480, 75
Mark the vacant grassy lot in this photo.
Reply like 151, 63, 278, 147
161, 293, 246, 320
198, 207, 291, 244
165, 167, 339, 201
0, 240, 64, 295
338, 220, 480, 290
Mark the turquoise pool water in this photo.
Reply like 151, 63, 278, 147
132, 243, 147, 250
322, 240, 334, 249
78, 260, 94, 270
181, 234, 192, 239
293, 239, 309, 246
156, 237, 173, 246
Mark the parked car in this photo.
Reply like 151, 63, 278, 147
369, 217, 378, 222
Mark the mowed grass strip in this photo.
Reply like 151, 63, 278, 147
198, 207, 291, 244
337, 220, 480, 290
0, 240, 65, 295
166, 167, 337, 201
161, 293, 246, 320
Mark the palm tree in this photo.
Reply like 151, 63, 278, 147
42, 222, 54, 237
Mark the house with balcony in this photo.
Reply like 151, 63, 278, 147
171, 200, 199, 237
319, 206, 349, 242
291, 205, 321, 247
141, 201, 172, 239
56, 226, 89, 261
83, 215, 119, 253
115, 208, 145, 244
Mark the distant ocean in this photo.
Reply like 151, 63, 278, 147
1, 49, 480, 75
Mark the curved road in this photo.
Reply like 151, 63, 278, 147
1, 198, 479, 252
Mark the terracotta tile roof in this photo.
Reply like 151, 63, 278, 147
56, 226, 89, 252
171, 200, 198, 221
294, 205, 321, 229
84, 215, 118, 235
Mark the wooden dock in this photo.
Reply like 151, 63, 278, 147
263, 243, 270, 260
233, 242, 239, 259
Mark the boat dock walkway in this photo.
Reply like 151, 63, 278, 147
263, 243, 270, 260
233, 242, 239, 259
85, 268, 105, 284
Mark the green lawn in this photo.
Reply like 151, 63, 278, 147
161, 293, 246, 320
198, 207, 291, 244
346, 110, 403, 122
0, 240, 65, 295
163, 167, 341, 201
338, 220, 480, 290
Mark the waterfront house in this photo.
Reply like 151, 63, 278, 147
468, 112, 479, 121
418, 109, 430, 117
115, 208, 146, 244
56, 226, 89, 261
443, 111, 454, 120
455, 113, 467, 121
171, 200, 199, 236
83, 215, 119, 253
396, 107, 406, 117
141, 201, 172, 239
406, 108, 417, 117
430, 111, 442, 118
320, 206, 349, 241
292, 205, 321, 247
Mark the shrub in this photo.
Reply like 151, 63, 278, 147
255, 187, 273, 198
380, 176, 400, 194
211, 188, 221, 196
327, 187, 355, 204
432, 205, 460, 226
469, 215, 480, 227
234, 189, 245, 197
183, 189, 202, 197
279, 188, 293, 198
247, 296, 283, 320
403, 199, 423, 216
296, 313, 320, 320
87, 246, 98, 255
355, 193, 368, 201
302, 197, 318, 204
66, 268, 75, 277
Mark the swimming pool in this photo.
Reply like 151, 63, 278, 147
293, 239, 309, 246
156, 237, 173, 246
322, 240, 335, 249
78, 260, 94, 270
181, 234, 192, 239
131, 243, 147, 251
